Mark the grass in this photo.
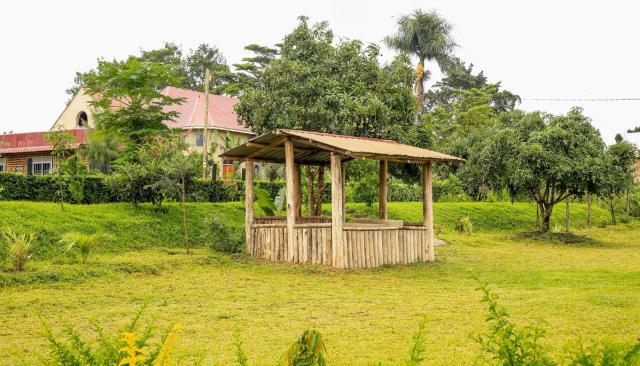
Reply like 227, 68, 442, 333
0, 201, 638, 364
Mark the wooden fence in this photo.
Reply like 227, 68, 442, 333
249, 216, 430, 269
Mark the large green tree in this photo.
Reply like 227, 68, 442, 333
68, 42, 237, 98
235, 16, 416, 214
385, 9, 457, 114
461, 108, 606, 231
83, 58, 184, 148
598, 140, 637, 223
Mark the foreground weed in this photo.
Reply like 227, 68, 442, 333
1, 228, 35, 271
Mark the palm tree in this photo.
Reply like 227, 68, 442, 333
385, 9, 457, 114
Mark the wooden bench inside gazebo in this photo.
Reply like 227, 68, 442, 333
220, 129, 462, 269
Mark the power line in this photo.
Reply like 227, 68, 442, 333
522, 97, 640, 102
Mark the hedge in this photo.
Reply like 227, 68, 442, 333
0, 172, 285, 204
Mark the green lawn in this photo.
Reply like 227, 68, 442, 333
0, 201, 638, 365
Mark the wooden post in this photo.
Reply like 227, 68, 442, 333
202, 68, 211, 178
342, 163, 346, 219
422, 161, 434, 262
379, 160, 387, 220
245, 160, 254, 254
331, 153, 344, 268
293, 164, 302, 219
285, 140, 296, 262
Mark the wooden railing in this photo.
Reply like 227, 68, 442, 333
250, 217, 431, 269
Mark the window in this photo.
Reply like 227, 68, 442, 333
77, 111, 89, 127
31, 156, 52, 175
0, 158, 5, 172
195, 133, 204, 147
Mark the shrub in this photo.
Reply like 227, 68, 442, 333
433, 224, 443, 236
206, 216, 244, 253
455, 216, 473, 235
45, 306, 183, 366
596, 218, 608, 228
59, 232, 101, 264
1, 229, 35, 271
284, 330, 327, 366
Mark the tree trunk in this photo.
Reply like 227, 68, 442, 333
182, 180, 189, 254
626, 190, 631, 216
541, 203, 554, 232
565, 195, 570, 232
610, 199, 616, 225
313, 165, 326, 216
535, 202, 540, 230
587, 193, 592, 228
306, 166, 326, 217
415, 58, 426, 116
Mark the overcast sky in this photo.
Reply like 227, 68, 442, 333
1, 0, 639, 143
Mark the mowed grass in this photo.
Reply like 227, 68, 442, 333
0, 201, 639, 365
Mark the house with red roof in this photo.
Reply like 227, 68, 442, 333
0, 129, 87, 174
51, 86, 255, 178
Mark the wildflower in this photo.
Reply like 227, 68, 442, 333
119, 332, 146, 366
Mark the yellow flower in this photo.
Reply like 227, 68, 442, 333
153, 324, 183, 366
118, 332, 147, 366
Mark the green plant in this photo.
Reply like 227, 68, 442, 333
596, 218, 608, 228
1, 229, 35, 271
454, 216, 473, 235
206, 216, 244, 253
59, 232, 101, 264
475, 280, 556, 365
233, 332, 249, 366
45, 306, 182, 366
406, 320, 427, 366
433, 223, 443, 236
284, 330, 327, 366
565, 339, 640, 365
255, 187, 276, 216
275, 187, 286, 211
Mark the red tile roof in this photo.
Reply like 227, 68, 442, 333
0, 129, 86, 154
160, 86, 251, 134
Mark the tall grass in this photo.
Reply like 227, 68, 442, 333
1, 229, 35, 271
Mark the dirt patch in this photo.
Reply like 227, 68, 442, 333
515, 230, 599, 245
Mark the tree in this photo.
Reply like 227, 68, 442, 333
627, 126, 640, 133
156, 139, 200, 254
81, 128, 120, 173
235, 16, 416, 215
424, 58, 520, 114
598, 140, 637, 224
233, 44, 278, 93
183, 44, 237, 95
461, 108, 606, 231
68, 42, 237, 100
83, 58, 184, 149
45, 128, 76, 209
385, 9, 457, 114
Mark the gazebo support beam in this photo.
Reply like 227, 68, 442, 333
245, 160, 254, 254
379, 160, 387, 220
331, 153, 344, 268
422, 161, 434, 262
285, 140, 296, 262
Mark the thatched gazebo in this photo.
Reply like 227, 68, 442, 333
220, 129, 462, 269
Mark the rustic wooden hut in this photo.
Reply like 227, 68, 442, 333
220, 129, 462, 269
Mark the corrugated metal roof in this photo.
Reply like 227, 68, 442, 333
161, 87, 251, 134
0, 129, 86, 155
220, 129, 462, 164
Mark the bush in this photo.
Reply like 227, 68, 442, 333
455, 216, 473, 235
206, 216, 244, 253
0, 172, 284, 205
1, 229, 35, 271
596, 218, 608, 228
59, 232, 101, 264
